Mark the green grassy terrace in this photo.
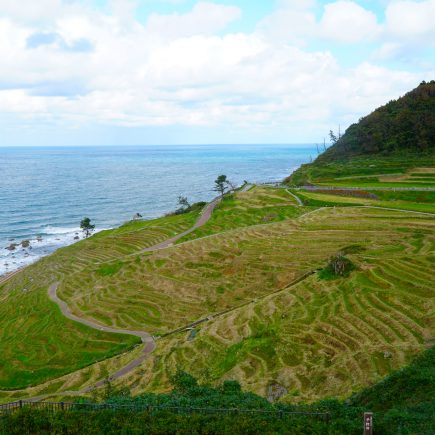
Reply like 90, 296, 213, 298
0, 184, 433, 411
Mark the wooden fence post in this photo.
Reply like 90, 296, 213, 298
363, 412, 373, 435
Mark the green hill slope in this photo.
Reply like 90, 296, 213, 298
288, 81, 435, 185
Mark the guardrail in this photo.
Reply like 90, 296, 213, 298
0, 400, 331, 422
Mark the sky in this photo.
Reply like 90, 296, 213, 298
0, 0, 434, 146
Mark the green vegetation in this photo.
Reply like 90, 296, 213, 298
318, 253, 356, 280
294, 189, 435, 213
0, 209, 201, 390
80, 207, 433, 404
80, 217, 95, 238
323, 81, 434, 159
287, 155, 435, 186
0, 290, 139, 389
2, 350, 434, 434
0, 180, 432, 431
178, 186, 308, 242
287, 81, 435, 186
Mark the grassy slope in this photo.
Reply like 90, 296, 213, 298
0, 211, 201, 390
287, 155, 435, 187
0, 186, 433, 408
107, 206, 433, 403
1, 350, 434, 434
177, 186, 307, 242
293, 189, 435, 214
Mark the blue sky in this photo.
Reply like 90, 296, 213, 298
0, 0, 433, 146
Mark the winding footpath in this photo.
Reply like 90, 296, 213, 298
44, 196, 225, 393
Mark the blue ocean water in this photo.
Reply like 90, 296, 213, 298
0, 145, 314, 275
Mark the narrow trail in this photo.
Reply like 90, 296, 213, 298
140, 196, 221, 252
42, 194, 226, 394
285, 189, 303, 206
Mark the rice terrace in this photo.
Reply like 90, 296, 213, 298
0, 53, 434, 435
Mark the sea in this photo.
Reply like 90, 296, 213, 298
0, 144, 315, 276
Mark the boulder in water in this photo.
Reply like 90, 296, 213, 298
21, 240, 30, 248
5, 243, 18, 251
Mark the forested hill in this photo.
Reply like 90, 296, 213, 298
319, 80, 434, 161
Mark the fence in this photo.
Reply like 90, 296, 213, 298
0, 400, 330, 422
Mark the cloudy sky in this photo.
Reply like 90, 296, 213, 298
0, 0, 434, 146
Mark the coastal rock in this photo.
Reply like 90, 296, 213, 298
5, 243, 18, 251
21, 240, 30, 248
36, 236, 43, 242
74, 236, 80, 240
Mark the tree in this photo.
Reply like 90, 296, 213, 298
329, 130, 338, 144
178, 196, 191, 209
226, 179, 237, 191
213, 174, 228, 198
80, 217, 95, 238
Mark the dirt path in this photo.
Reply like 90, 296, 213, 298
285, 189, 303, 206
43, 195, 224, 393
139, 196, 221, 253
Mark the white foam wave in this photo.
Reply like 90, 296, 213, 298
0, 227, 110, 277
40, 226, 80, 235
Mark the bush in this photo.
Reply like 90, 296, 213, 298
318, 253, 356, 280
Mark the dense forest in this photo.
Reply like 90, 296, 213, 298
320, 80, 434, 161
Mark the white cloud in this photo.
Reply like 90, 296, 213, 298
145, 2, 241, 39
385, 0, 435, 39
0, 0, 430, 142
0, 0, 63, 23
320, 1, 380, 43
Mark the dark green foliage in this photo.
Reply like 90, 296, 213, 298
1, 351, 434, 434
80, 217, 95, 238
318, 253, 355, 280
0, 409, 329, 435
321, 81, 435, 160
174, 201, 207, 215
287, 81, 435, 185
350, 346, 435, 411
214, 174, 228, 197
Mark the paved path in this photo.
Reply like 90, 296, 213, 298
44, 194, 225, 392
140, 196, 222, 252
285, 189, 304, 206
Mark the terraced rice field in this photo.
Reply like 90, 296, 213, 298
0, 186, 433, 405
178, 186, 307, 243
0, 211, 200, 390
58, 206, 433, 339
108, 208, 434, 402
295, 189, 435, 213
2, 189, 305, 394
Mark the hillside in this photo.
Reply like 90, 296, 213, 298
287, 81, 435, 186
0, 185, 433, 411
1, 348, 433, 434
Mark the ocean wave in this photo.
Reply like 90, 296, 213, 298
40, 225, 80, 235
